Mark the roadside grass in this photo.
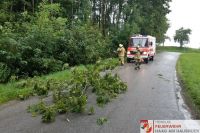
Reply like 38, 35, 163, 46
177, 53, 200, 114
0, 58, 118, 104
0, 69, 73, 104
157, 46, 200, 53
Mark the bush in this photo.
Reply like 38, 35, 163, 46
97, 94, 110, 105
42, 106, 56, 123
64, 24, 111, 65
27, 100, 46, 115
33, 82, 49, 96
55, 100, 68, 114
69, 95, 87, 113
88, 106, 95, 115
41, 58, 63, 73
0, 3, 113, 82
62, 63, 69, 70
0, 62, 11, 83
97, 117, 108, 125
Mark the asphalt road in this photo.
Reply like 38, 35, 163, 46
0, 52, 191, 133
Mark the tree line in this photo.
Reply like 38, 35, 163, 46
0, 0, 171, 82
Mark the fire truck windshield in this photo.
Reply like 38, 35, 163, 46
130, 38, 148, 47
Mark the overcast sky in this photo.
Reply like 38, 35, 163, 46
165, 0, 200, 48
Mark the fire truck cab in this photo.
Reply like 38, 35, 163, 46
127, 35, 156, 64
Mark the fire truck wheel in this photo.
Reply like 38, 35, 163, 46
150, 56, 154, 61
127, 58, 131, 63
144, 58, 148, 64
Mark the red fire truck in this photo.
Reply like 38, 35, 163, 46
127, 35, 156, 63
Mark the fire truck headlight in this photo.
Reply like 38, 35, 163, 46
127, 51, 130, 54
143, 52, 147, 54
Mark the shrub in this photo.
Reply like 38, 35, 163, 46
27, 101, 46, 115
42, 105, 56, 123
55, 100, 68, 114
0, 62, 11, 83
96, 94, 110, 105
88, 106, 95, 115
97, 117, 108, 125
33, 82, 49, 96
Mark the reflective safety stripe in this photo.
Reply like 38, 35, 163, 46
140, 56, 148, 58
127, 55, 134, 58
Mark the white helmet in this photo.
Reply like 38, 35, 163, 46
119, 44, 123, 47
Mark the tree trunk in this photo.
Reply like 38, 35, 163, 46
117, 0, 122, 29
32, 0, 35, 13
10, 2, 13, 12
92, 0, 96, 24
101, 0, 106, 36
99, 0, 101, 29
180, 41, 183, 48
23, 2, 26, 12
105, 1, 112, 34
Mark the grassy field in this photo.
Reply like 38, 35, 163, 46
157, 46, 200, 53
177, 53, 200, 115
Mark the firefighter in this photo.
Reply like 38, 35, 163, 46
117, 44, 126, 66
135, 46, 142, 70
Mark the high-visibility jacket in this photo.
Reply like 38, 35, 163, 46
135, 50, 142, 61
117, 47, 126, 57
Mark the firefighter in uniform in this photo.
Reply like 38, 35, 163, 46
135, 46, 142, 70
117, 44, 126, 65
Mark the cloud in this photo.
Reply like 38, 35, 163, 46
165, 0, 200, 48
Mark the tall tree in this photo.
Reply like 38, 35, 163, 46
135, 0, 171, 42
0, 0, 172, 43
174, 27, 191, 48
162, 35, 170, 46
